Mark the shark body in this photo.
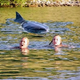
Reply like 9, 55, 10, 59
14, 12, 49, 34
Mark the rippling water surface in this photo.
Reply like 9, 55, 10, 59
0, 10, 80, 80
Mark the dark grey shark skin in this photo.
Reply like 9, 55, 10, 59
14, 12, 49, 34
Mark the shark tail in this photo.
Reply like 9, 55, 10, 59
14, 12, 24, 23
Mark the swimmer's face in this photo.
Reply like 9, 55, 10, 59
53, 35, 61, 46
20, 38, 29, 48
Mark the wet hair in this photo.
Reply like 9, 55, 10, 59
49, 35, 62, 45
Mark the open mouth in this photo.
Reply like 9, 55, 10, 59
21, 44, 23, 46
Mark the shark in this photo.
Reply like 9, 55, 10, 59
14, 12, 49, 34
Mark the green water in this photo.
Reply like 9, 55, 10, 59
0, 7, 80, 79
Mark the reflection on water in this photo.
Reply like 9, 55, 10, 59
0, 49, 80, 80
0, 19, 80, 79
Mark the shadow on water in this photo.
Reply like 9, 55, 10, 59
0, 19, 80, 79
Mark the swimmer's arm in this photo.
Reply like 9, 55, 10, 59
62, 45, 69, 47
62, 45, 75, 48
10, 46, 20, 49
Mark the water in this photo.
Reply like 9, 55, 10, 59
0, 17, 80, 79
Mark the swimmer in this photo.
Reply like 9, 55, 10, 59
49, 35, 75, 48
49, 35, 67, 47
12, 37, 29, 55
20, 37, 29, 54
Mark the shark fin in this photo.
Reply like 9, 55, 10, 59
14, 12, 24, 23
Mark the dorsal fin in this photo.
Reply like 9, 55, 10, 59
14, 12, 24, 23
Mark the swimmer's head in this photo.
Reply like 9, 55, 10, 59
53, 35, 62, 46
20, 37, 29, 49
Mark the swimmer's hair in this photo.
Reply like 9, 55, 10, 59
49, 34, 62, 45
54, 34, 61, 37
21, 37, 29, 45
